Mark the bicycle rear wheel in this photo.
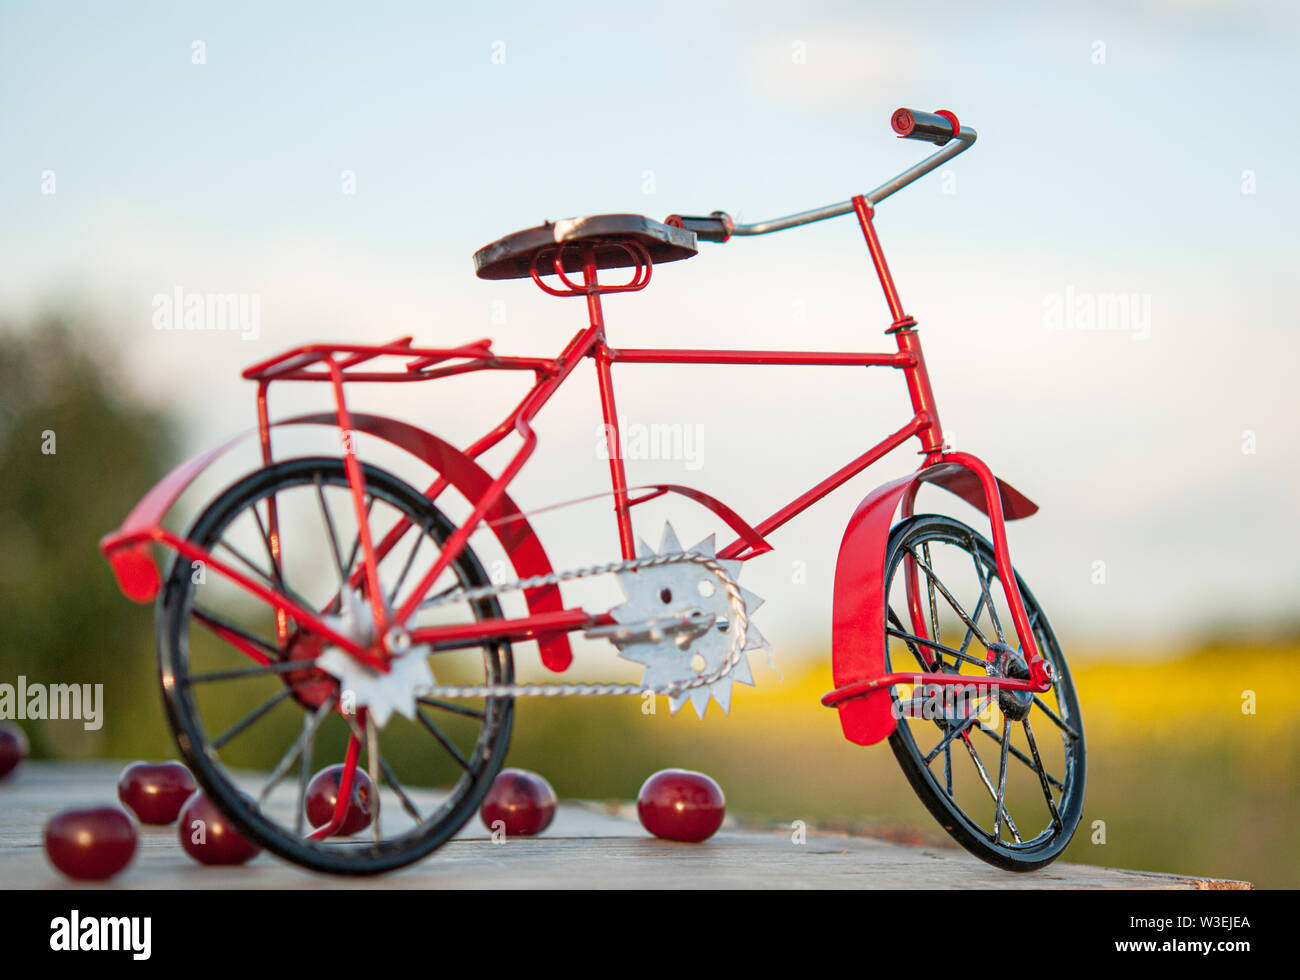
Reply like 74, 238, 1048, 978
158, 456, 514, 875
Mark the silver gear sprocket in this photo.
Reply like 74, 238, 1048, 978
608, 522, 771, 717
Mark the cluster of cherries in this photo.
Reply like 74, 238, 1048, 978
3, 722, 728, 880
44, 760, 374, 880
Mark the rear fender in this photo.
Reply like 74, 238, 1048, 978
100, 413, 573, 671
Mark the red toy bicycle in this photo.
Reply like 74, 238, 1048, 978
102, 108, 1085, 874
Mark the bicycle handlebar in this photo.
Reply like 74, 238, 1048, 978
666, 107, 975, 240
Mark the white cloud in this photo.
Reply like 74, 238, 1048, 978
742, 27, 938, 111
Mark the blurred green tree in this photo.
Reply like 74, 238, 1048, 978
0, 313, 178, 759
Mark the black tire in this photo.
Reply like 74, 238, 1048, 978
158, 456, 514, 875
883, 514, 1085, 871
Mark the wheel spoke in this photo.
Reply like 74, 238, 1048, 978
895, 696, 932, 719
992, 716, 1011, 841
295, 703, 319, 837
976, 720, 1065, 789
214, 538, 317, 611
960, 731, 1023, 843
215, 537, 278, 586
906, 547, 991, 650
250, 503, 287, 591
343, 496, 375, 582
416, 697, 486, 720
956, 590, 988, 659
415, 706, 470, 770
1033, 695, 1081, 741
259, 697, 335, 807
388, 524, 429, 607
380, 758, 424, 824
887, 609, 929, 671
325, 495, 376, 615
211, 688, 294, 750
188, 659, 319, 684
1023, 717, 1065, 831
341, 713, 425, 827
969, 544, 1006, 644
921, 541, 944, 668
887, 627, 988, 670
251, 500, 293, 642
420, 582, 464, 608
314, 475, 349, 590
923, 694, 992, 764
365, 713, 383, 844
191, 606, 283, 660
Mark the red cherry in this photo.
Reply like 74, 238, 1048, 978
178, 791, 260, 865
305, 764, 378, 836
44, 806, 138, 880
117, 761, 196, 825
0, 723, 28, 779
480, 768, 557, 836
636, 769, 725, 842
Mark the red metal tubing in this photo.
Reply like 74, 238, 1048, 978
609, 348, 915, 367
392, 322, 606, 624
102, 527, 384, 669
940, 451, 1047, 680
243, 341, 496, 381
852, 196, 906, 323
896, 331, 946, 456
821, 668, 1049, 709
307, 722, 364, 840
411, 608, 593, 647
327, 359, 389, 635
719, 414, 927, 558
585, 249, 638, 560
528, 240, 653, 297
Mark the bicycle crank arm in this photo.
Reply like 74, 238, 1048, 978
584, 608, 716, 648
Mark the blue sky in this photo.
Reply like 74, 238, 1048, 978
2, 0, 1297, 656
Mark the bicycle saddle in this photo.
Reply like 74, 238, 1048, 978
473, 213, 697, 280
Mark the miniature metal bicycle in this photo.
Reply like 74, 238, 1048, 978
102, 108, 1085, 875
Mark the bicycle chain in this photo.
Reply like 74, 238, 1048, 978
413, 552, 750, 700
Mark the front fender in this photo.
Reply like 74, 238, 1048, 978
830, 461, 1038, 745
100, 413, 573, 672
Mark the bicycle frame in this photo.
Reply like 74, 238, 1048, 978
100, 116, 1055, 755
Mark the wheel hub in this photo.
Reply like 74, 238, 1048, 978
282, 630, 337, 710
988, 642, 1034, 721
311, 588, 434, 728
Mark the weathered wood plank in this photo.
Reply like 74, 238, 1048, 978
0, 763, 1250, 889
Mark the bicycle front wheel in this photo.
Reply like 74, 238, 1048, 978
882, 514, 1086, 871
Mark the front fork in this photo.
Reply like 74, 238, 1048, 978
850, 195, 1052, 697
896, 457, 1055, 694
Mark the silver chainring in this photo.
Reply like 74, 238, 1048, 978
600, 523, 770, 717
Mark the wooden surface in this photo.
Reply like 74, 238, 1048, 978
1, 762, 1250, 889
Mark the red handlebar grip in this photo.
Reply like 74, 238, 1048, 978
891, 107, 918, 136
891, 107, 960, 146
